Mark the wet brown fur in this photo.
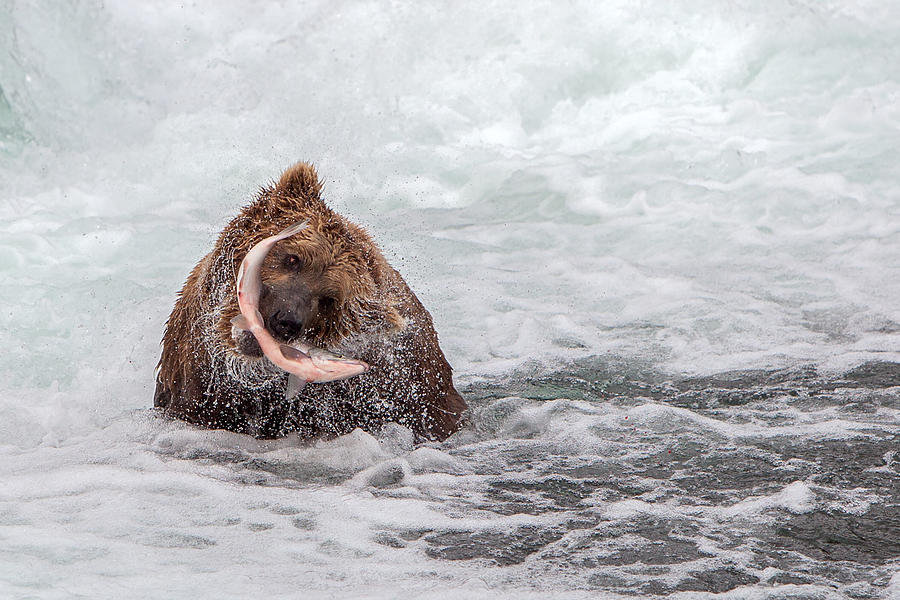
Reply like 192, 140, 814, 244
154, 162, 467, 440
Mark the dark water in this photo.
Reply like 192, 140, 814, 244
409, 361, 899, 597
149, 361, 900, 598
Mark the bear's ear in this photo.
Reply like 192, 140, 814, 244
275, 161, 323, 200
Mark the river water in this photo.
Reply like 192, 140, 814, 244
1, 1, 898, 598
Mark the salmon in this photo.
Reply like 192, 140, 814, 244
231, 220, 369, 396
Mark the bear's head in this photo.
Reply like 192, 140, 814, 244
213, 163, 405, 362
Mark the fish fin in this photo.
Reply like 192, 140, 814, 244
280, 344, 310, 361
275, 219, 309, 240
285, 374, 306, 400
230, 314, 250, 331
235, 262, 245, 289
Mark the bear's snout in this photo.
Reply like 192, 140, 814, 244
259, 274, 332, 342
268, 310, 305, 341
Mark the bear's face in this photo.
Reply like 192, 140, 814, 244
223, 214, 403, 358
258, 223, 377, 344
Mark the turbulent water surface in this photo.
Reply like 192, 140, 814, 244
1, 1, 899, 598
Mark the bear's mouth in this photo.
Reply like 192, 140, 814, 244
230, 321, 322, 359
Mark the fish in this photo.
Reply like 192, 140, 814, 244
230, 220, 370, 397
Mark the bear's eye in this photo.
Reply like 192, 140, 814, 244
283, 254, 303, 270
320, 296, 337, 311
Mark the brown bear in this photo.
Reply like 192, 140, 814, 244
154, 162, 467, 440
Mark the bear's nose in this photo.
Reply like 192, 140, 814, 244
268, 310, 304, 341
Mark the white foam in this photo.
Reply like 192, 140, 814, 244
717, 481, 816, 517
